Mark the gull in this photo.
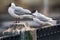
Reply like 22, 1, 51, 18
33, 10, 52, 21
8, 3, 32, 23
33, 10, 55, 26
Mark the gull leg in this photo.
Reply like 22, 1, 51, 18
15, 18, 20, 23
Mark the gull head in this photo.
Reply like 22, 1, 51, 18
35, 10, 39, 13
11, 3, 16, 7
33, 10, 39, 14
33, 10, 39, 16
8, 2, 16, 7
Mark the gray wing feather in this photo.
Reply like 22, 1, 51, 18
14, 9, 25, 15
14, 9, 32, 15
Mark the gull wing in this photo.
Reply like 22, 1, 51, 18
14, 8, 32, 15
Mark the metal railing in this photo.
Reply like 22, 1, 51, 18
37, 24, 60, 40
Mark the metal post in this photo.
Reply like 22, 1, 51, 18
43, 0, 49, 16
